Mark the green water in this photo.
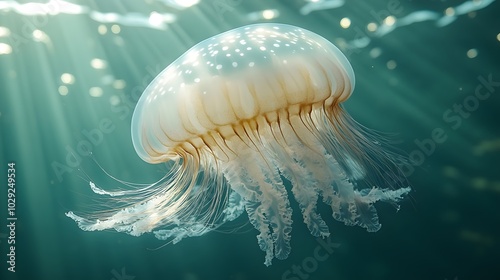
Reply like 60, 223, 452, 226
1, 1, 499, 279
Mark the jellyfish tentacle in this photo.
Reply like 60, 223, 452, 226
222, 191, 245, 222
222, 131, 293, 266
66, 155, 231, 241
221, 148, 274, 265
253, 119, 294, 263
281, 107, 411, 232
266, 117, 330, 238
223, 158, 274, 265
318, 136, 410, 231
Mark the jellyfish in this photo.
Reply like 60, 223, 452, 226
66, 23, 410, 266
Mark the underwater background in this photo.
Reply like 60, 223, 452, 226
0, 0, 499, 279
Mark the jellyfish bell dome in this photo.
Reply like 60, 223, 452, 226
131, 23, 355, 164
